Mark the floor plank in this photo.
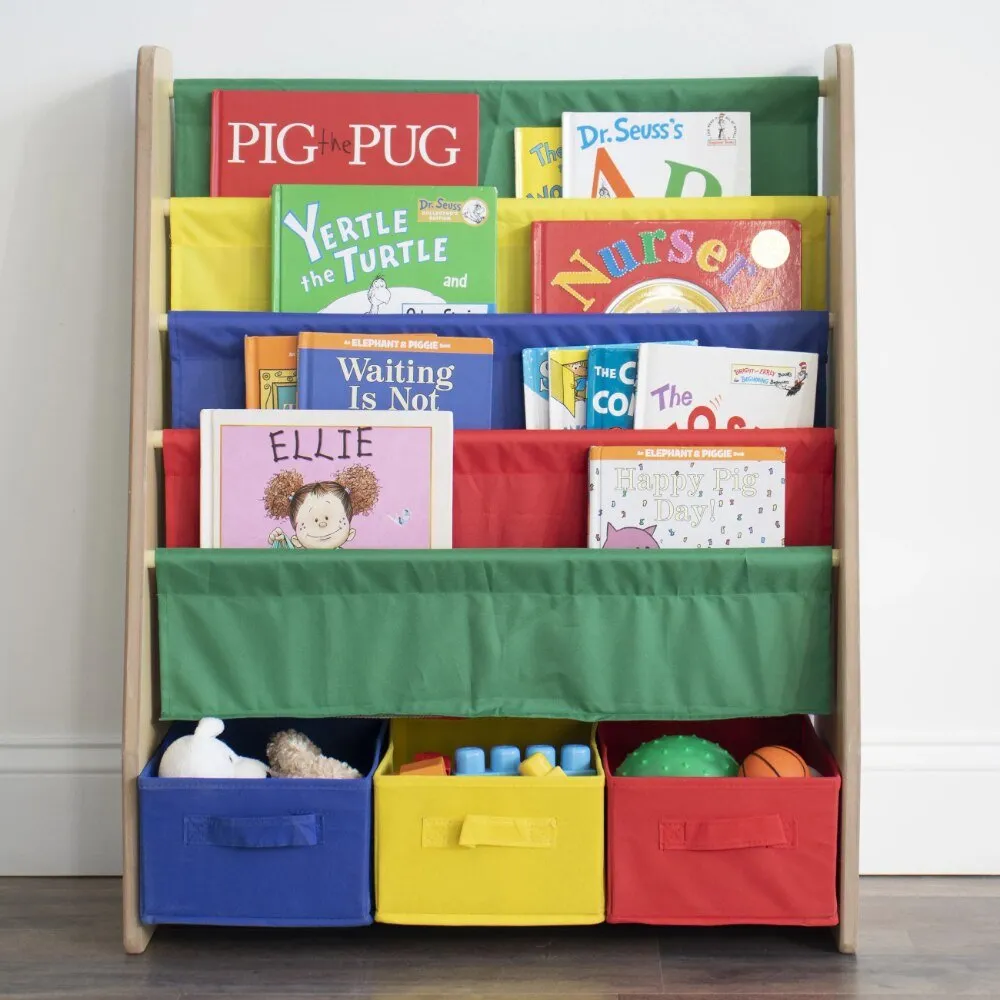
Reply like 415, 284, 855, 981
0, 877, 999, 998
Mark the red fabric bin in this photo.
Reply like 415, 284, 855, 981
599, 716, 840, 926
163, 427, 834, 550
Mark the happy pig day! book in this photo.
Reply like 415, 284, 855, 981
588, 445, 786, 550
561, 111, 750, 199
271, 183, 497, 314
199, 409, 453, 549
296, 331, 494, 429
532, 218, 801, 315
210, 90, 479, 196
245, 335, 297, 409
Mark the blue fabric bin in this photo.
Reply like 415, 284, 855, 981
139, 717, 385, 926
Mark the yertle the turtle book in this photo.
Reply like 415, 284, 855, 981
271, 183, 498, 314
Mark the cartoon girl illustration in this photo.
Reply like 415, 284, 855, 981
262, 465, 380, 550
365, 275, 391, 315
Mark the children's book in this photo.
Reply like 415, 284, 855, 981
561, 111, 750, 199
547, 347, 589, 430
585, 341, 696, 430
210, 90, 479, 197
588, 444, 786, 550
514, 127, 563, 199
245, 335, 298, 409
532, 218, 801, 314
521, 346, 553, 429
296, 331, 493, 430
633, 344, 818, 431
199, 409, 453, 549
271, 183, 498, 315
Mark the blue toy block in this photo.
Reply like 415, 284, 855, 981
453, 743, 596, 776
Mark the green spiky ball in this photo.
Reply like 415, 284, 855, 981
615, 735, 739, 777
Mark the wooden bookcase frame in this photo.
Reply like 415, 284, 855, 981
121, 43, 860, 955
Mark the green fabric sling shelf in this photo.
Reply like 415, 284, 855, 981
154, 546, 834, 721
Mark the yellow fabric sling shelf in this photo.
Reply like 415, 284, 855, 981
122, 44, 859, 954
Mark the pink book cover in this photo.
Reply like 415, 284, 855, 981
199, 409, 453, 549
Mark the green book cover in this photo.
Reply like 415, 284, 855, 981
271, 183, 497, 314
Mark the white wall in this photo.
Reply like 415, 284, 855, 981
1, 0, 997, 875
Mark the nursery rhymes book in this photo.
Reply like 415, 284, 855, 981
588, 445, 786, 550
296, 331, 494, 430
547, 347, 589, 430
561, 111, 750, 199
633, 343, 818, 431
271, 183, 498, 314
210, 90, 479, 196
199, 409, 453, 549
514, 127, 563, 198
245, 335, 297, 409
585, 341, 696, 430
532, 218, 801, 314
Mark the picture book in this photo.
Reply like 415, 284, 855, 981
632, 344, 818, 431
547, 347, 589, 430
532, 218, 802, 314
271, 183, 498, 315
521, 345, 556, 429
585, 341, 697, 430
296, 331, 494, 430
588, 444, 787, 550
210, 90, 479, 197
561, 111, 750, 199
199, 409, 453, 549
245, 335, 297, 409
514, 127, 563, 199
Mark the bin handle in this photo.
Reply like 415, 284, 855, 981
422, 815, 557, 849
660, 815, 793, 851
185, 814, 321, 849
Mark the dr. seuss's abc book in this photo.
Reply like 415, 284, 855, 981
271, 183, 497, 315
296, 331, 494, 430
585, 341, 696, 430
199, 409, 453, 549
560, 111, 750, 199
633, 343, 818, 432
587, 445, 786, 550
245, 335, 297, 409
210, 89, 479, 197
514, 126, 563, 199
532, 218, 801, 315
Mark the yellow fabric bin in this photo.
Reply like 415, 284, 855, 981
374, 718, 605, 925
167, 196, 827, 314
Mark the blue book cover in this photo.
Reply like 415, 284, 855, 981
297, 331, 494, 430
586, 341, 697, 429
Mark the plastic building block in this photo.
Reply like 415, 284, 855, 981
399, 756, 447, 776
519, 752, 567, 778
453, 743, 596, 776
414, 751, 452, 774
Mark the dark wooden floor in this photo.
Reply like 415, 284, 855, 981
1, 877, 998, 998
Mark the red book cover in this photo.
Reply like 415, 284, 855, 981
531, 218, 801, 314
210, 90, 480, 196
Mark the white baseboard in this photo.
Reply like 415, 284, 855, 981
1, 735, 998, 876
0, 737, 122, 876
860, 735, 1000, 875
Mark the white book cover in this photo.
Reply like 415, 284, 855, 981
588, 444, 787, 550
633, 344, 818, 431
547, 347, 589, 430
561, 111, 751, 199
521, 346, 551, 429
199, 408, 453, 549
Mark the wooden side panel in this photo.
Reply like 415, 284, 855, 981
822, 42, 861, 955
122, 44, 172, 955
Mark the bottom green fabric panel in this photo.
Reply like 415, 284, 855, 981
155, 548, 833, 721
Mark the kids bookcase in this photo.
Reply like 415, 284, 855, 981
122, 44, 859, 954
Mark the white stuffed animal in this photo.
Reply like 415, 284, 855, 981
158, 717, 268, 779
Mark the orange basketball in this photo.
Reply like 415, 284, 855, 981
738, 745, 809, 778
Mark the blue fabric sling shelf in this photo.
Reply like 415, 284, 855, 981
121, 44, 861, 955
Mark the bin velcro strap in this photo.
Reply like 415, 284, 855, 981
185, 814, 321, 848
660, 815, 795, 851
